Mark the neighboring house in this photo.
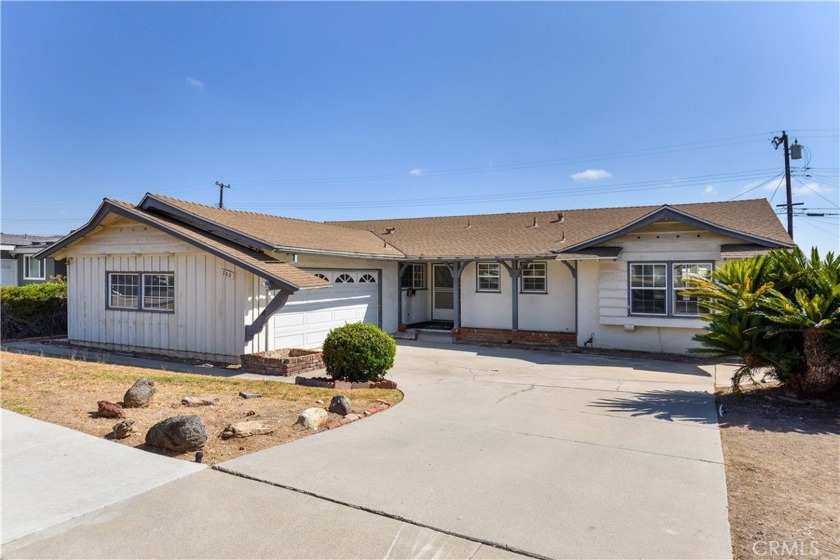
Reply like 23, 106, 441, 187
37, 193, 793, 363
1, 233, 67, 287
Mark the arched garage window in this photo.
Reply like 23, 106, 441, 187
335, 273, 354, 283
359, 273, 376, 283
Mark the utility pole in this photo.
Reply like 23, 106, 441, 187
215, 181, 230, 209
772, 131, 794, 239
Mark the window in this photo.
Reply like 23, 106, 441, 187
142, 274, 175, 311
476, 262, 501, 292
673, 263, 712, 316
335, 273, 354, 283
629, 263, 667, 315
629, 262, 713, 317
313, 273, 329, 281
400, 264, 426, 289
359, 273, 376, 283
24, 256, 46, 280
107, 272, 175, 312
521, 262, 547, 293
109, 273, 140, 309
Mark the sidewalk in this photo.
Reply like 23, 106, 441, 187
1, 410, 205, 545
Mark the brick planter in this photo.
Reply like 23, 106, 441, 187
240, 349, 324, 377
295, 377, 398, 390
452, 327, 576, 348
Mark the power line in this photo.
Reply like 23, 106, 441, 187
225, 169, 782, 211
726, 173, 785, 201
793, 176, 839, 208
223, 133, 777, 187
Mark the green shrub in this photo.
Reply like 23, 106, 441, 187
322, 322, 396, 382
0, 282, 67, 339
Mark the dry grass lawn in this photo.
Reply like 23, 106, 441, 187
1, 351, 402, 465
717, 385, 839, 559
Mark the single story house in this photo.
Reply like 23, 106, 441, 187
1, 233, 67, 286
37, 193, 793, 363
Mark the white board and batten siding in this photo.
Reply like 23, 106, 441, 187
577, 223, 748, 354
65, 218, 270, 363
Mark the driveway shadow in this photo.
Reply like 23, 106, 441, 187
589, 389, 718, 425
716, 388, 840, 435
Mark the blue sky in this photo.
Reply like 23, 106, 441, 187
2, 2, 838, 252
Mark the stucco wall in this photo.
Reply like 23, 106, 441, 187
460, 260, 576, 333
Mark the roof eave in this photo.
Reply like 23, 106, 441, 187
38, 200, 307, 293
555, 205, 795, 253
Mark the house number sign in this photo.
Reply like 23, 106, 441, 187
222, 269, 235, 279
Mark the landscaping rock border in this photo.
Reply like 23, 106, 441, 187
324, 399, 394, 430
294, 376, 398, 390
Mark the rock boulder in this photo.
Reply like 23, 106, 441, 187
181, 396, 219, 407
145, 415, 207, 452
296, 407, 328, 430
221, 421, 275, 439
124, 378, 156, 408
97, 400, 124, 418
112, 419, 135, 439
328, 395, 352, 416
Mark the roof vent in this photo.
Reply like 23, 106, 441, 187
558, 231, 566, 243
465, 219, 471, 229
550, 212, 564, 223
528, 217, 538, 228
383, 227, 396, 235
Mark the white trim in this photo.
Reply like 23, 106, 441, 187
23, 255, 46, 280
520, 261, 548, 294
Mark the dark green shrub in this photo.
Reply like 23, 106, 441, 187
322, 322, 396, 382
0, 282, 67, 339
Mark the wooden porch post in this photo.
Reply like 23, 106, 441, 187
446, 262, 466, 330
501, 260, 520, 332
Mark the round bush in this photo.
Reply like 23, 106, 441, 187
322, 322, 396, 382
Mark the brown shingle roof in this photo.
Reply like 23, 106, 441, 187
91, 201, 328, 291
330, 199, 792, 258
142, 194, 403, 258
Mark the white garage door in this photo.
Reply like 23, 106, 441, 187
272, 269, 380, 349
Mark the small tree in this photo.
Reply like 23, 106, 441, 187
322, 322, 396, 382
684, 247, 839, 397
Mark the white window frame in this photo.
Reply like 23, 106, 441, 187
520, 261, 548, 294
401, 263, 426, 290
672, 262, 713, 317
107, 271, 175, 312
23, 256, 46, 280
629, 263, 669, 316
108, 272, 140, 310
476, 262, 501, 292
141, 273, 176, 312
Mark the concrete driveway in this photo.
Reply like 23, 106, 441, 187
220, 339, 731, 559
3, 340, 731, 559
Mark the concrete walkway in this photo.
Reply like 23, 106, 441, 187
3, 341, 732, 558
1, 410, 205, 545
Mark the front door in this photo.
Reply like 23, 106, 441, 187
432, 264, 454, 321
